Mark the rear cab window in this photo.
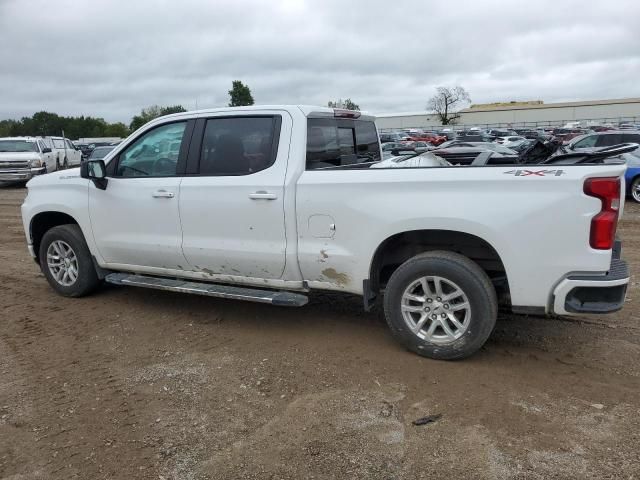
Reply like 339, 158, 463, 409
306, 118, 381, 170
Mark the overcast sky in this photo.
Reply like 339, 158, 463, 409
1, 0, 640, 123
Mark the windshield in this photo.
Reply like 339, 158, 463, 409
0, 140, 39, 153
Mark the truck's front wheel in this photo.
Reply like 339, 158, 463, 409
39, 225, 101, 297
631, 177, 640, 203
383, 251, 497, 360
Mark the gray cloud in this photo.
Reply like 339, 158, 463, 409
1, 0, 639, 123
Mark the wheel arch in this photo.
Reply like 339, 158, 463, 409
30, 211, 80, 263
367, 229, 510, 305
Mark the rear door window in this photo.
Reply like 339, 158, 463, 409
622, 133, 640, 144
306, 118, 381, 169
595, 134, 623, 147
198, 116, 279, 176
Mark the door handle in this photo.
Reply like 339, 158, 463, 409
152, 190, 175, 198
249, 191, 277, 200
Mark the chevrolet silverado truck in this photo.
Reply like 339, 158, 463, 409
0, 137, 55, 181
21, 106, 631, 359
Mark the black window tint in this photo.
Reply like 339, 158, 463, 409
117, 122, 186, 177
338, 127, 355, 154
622, 133, 640, 144
199, 117, 276, 176
307, 123, 340, 168
355, 121, 381, 163
595, 134, 623, 147
306, 118, 380, 169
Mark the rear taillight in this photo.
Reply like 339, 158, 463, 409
584, 177, 620, 250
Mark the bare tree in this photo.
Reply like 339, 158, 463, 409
427, 86, 471, 125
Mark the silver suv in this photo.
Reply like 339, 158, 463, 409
568, 130, 640, 157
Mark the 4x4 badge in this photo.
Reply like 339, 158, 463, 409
504, 169, 565, 177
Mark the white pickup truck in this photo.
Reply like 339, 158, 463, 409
20, 106, 630, 359
0, 137, 55, 181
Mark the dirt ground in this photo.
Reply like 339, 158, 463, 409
0, 184, 639, 480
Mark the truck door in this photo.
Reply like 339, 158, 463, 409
179, 112, 290, 279
88, 121, 191, 269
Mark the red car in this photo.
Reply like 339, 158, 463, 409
405, 133, 447, 146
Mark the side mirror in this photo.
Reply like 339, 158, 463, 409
568, 143, 575, 150
42, 147, 52, 153
80, 159, 108, 190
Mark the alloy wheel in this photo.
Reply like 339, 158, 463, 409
400, 275, 471, 345
46, 240, 79, 286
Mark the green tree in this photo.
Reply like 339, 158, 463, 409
0, 112, 131, 139
160, 105, 187, 116
129, 104, 187, 131
228, 80, 254, 107
427, 86, 471, 125
103, 122, 130, 138
327, 98, 360, 111
0, 119, 20, 136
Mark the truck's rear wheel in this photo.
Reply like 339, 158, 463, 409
39, 224, 101, 297
383, 251, 497, 360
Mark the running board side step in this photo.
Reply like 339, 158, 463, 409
105, 273, 308, 307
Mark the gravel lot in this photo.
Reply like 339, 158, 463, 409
1, 184, 639, 479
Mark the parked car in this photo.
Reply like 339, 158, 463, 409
431, 146, 518, 165
436, 141, 517, 155
21, 105, 630, 360
42, 136, 82, 169
551, 128, 586, 143
379, 132, 404, 144
406, 132, 447, 146
486, 128, 516, 140
625, 154, 640, 203
567, 131, 640, 156
87, 145, 116, 161
455, 132, 488, 142
436, 128, 455, 140
74, 142, 92, 160
0, 137, 54, 182
515, 129, 549, 140
371, 151, 451, 169
495, 136, 527, 148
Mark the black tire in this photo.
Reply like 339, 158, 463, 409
383, 251, 497, 360
39, 224, 101, 297
631, 177, 640, 204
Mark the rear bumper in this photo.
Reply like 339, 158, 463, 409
0, 167, 46, 181
552, 245, 629, 315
